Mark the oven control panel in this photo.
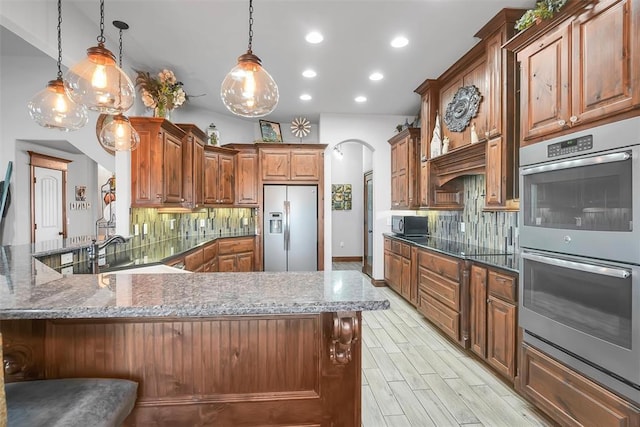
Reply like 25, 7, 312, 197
547, 135, 593, 157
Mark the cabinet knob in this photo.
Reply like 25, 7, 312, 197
181, 198, 185, 202
156, 194, 161, 198
557, 119, 566, 127
569, 115, 579, 124
487, 299, 492, 304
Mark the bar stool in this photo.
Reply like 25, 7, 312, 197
1, 333, 138, 427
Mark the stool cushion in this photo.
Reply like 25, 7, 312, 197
6, 378, 137, 427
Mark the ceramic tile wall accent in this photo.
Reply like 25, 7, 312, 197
427, 175, 519, 253
130, 207, 256, 246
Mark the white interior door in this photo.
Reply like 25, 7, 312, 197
34, 166, 63, 243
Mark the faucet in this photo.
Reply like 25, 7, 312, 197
88, 235, 128, 273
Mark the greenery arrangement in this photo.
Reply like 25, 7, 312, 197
134, 69, 188, 117
515, 0, 568, 31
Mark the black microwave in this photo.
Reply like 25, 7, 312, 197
391, 216, 427, 236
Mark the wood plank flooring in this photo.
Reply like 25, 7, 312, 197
332, 262, 555, 427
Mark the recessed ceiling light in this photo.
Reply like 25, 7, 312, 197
305, 31, 324, 44
369, 72, 384, 81
355, 96, 367, 103
300, 94, 312, 101
302, 69, 317, 78
390, 36, 409, 48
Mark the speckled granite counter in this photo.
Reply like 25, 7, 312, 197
32, 232, 258, 272
0, 269, 388, 319
386, 233, 519, 273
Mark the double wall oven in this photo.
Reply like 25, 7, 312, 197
519, 117, 640, 405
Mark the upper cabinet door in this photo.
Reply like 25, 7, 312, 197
261, 149, 290, 181
290, 150, 321, 181
518, 22, 571, 143
571, 0, 637, 124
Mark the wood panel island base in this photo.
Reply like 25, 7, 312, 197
0, 247, 388, 427
2, 312, 361, 426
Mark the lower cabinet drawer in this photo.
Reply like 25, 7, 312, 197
418, 267, 460, 311
218, 237, 254, 255
519, 343, 640, 427
417, 290, 459, 342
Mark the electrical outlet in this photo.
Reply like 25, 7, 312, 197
170, 219, 175, 230
340, 241, 344, 248
200, 219, 205, 228
143, 223, 148, 235
134, 224, 139, 236
460, 222, 466, 233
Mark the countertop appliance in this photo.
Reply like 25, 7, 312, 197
519, 117, 640, 405
391, 215, 428, 236
263, 185, 317, 271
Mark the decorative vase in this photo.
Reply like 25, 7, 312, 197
154, 104, 172, 120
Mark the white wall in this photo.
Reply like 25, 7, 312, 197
320, 113, 412, 280
331, 142, 364, 258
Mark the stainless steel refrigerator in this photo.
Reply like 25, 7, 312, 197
263, 185, 317, 271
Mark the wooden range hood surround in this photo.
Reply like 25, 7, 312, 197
429, 139, 486, 188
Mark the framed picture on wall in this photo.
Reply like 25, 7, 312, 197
259, 120, 283, 142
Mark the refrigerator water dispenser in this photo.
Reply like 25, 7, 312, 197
268, 212, 283, 234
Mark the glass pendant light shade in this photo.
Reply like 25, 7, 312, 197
99, 114, 139, 151
28, 78, 89, 131
64, 45, 135, 114
221, 52, 279, 117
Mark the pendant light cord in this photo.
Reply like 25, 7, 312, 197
56, 0, 63, 79
97, 0, 106, 45
247, 0, 253, 53
118, 28, 123, 67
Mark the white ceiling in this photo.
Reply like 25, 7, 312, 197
3, 0, 534, 124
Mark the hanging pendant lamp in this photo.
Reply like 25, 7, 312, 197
99, 21, 139, 152
64, 0, 135, 114
220, 0, 278, 118
27, 0, 88, 131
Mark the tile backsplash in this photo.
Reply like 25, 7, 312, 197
421, 175, 519, 252
130, 207, 257, 246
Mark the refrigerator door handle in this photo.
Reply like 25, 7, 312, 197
284, 200, 291, 251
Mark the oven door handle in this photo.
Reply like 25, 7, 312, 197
521, 151, 631, 175
522, 252, 631, 279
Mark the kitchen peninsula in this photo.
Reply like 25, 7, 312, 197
0, 241, 389, 426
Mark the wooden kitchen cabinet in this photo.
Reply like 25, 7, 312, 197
217, 236, 255, 272
184, 247, 205, 272
417, 248, 463, 345
204, 146, 236, 205
130, 117, 185, 207
514, 0, 640, 144
203, 241, 218, 272
383, 237, 415, 304
176, 123, 205, 209
485, 136, 504, 207
259, 145, 324, 182
470, 264, 518, 381
230, 145, 258, 206
389, 128, 421, 209
519, 344, 640, 427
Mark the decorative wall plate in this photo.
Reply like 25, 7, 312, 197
291, 117, 311, 141
443, 85, 482, 132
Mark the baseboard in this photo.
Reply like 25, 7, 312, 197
370, 279, 387, 287
332, 256, 363, 262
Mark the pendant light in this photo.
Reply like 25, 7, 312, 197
220, 0, 279, 118
64, 0, 135, 114
99, 21, 139, 152
27, 0, 88, 131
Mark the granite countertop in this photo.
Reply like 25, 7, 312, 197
0, 240, 389, 320
33, 232, 258, 272
386, 234, 520, 273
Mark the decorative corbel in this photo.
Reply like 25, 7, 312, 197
329, 311, 359, 365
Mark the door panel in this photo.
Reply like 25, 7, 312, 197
34, 167, 63, 243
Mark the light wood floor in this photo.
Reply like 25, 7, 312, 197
332, 262, 555, 427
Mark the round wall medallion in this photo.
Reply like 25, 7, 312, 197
443, 85, 482, 132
